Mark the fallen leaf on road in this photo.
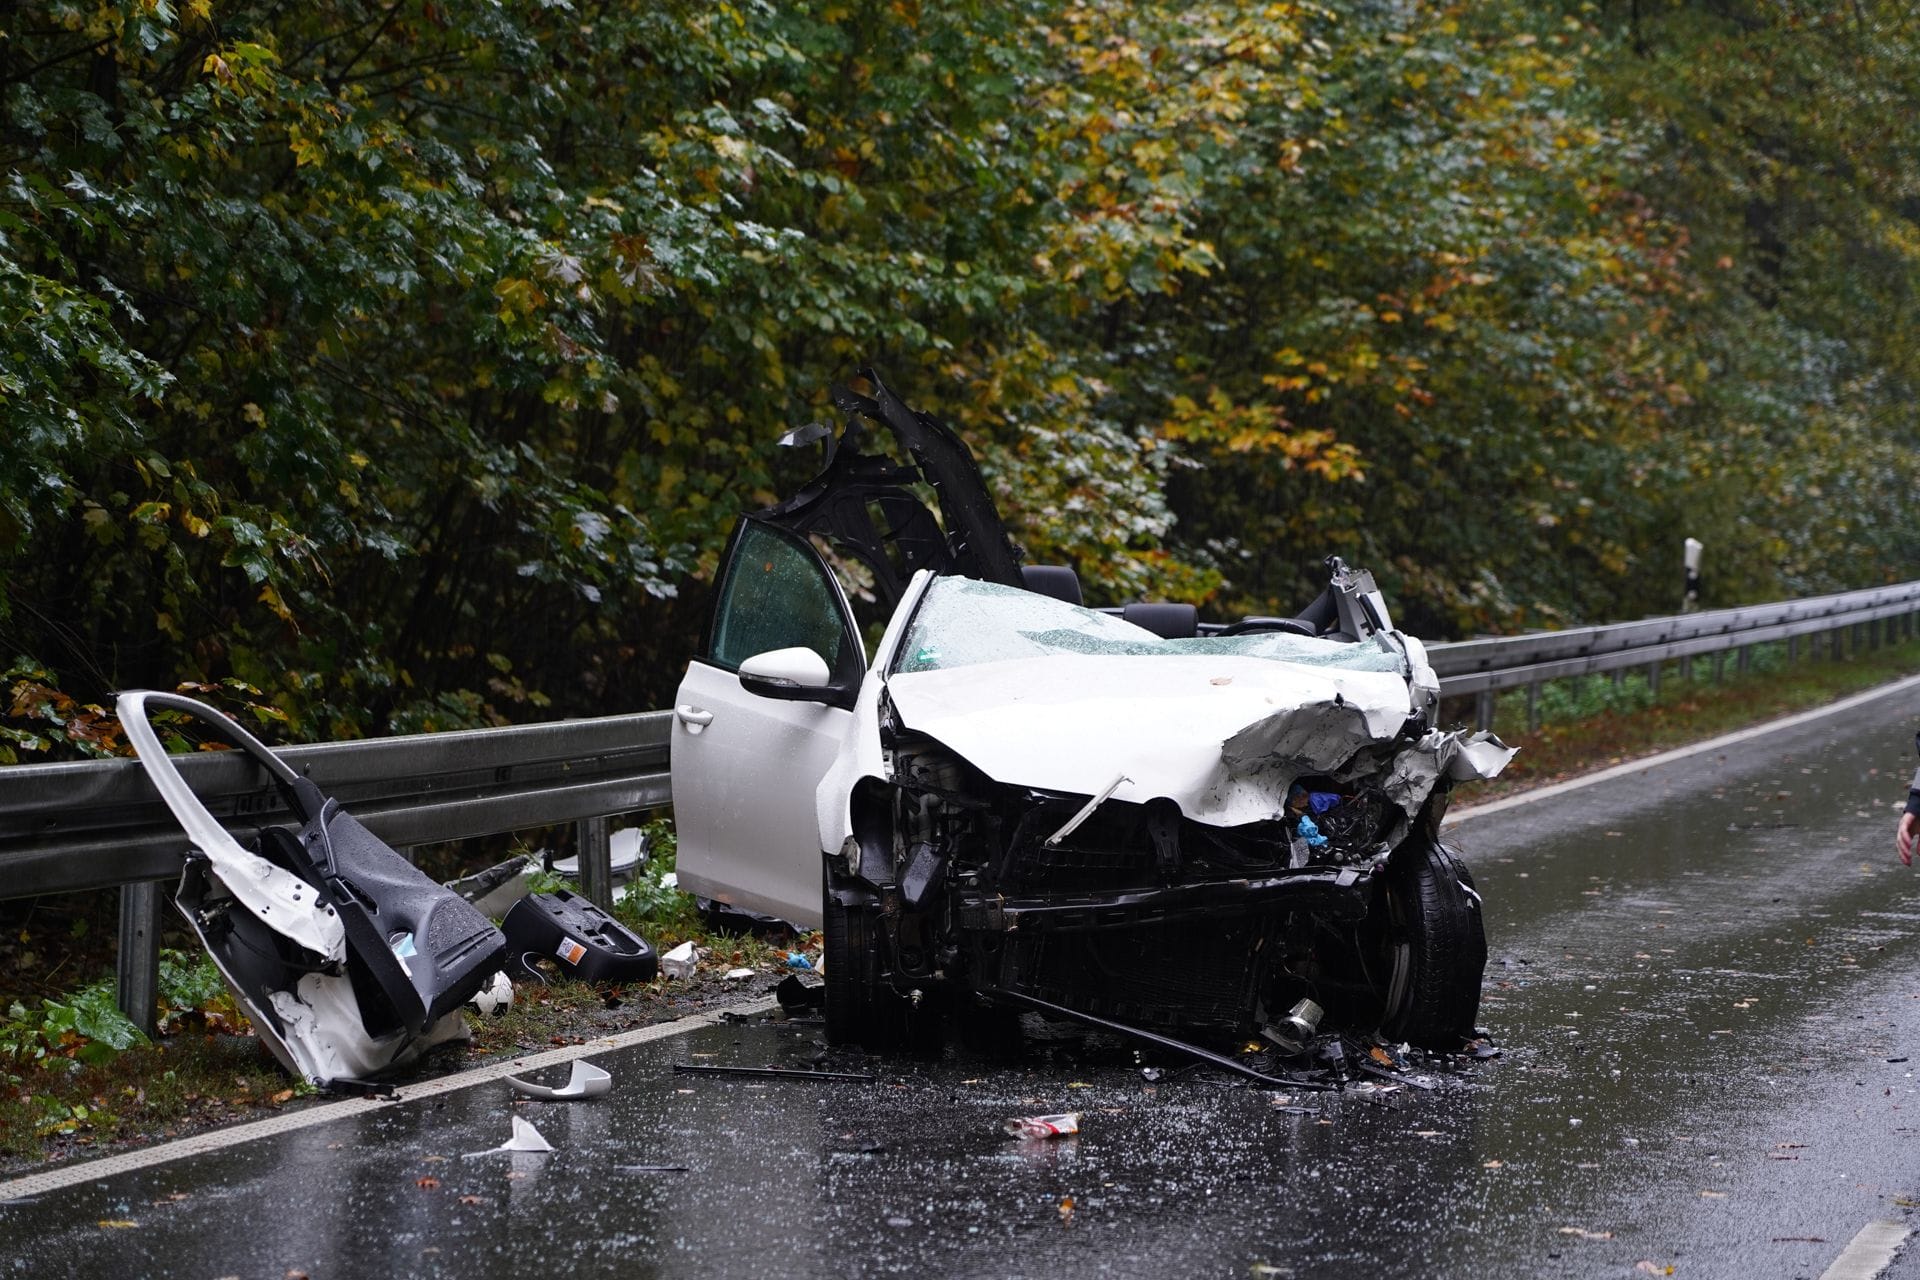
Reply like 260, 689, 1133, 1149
96, 1220, 137, 1229
1699, 1189, 1726, 1198
1558, 1227, 1613, 1240
1058, 1196, 1075, 1225
415, 1176, 439, 1190
1483, 1160, 1503, 1169
1634, 1264, 1674, 1276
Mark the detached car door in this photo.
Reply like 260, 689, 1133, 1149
670, 518, 865, 928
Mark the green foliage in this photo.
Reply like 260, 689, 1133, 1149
0, 947, 243, 1076
2, 0, 1915, 744
1, 980, 146, 1068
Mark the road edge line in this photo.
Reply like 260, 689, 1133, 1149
1820, 1220, 1910, 1280
0, 994, 780, 1203
1445, 671, 1920, 829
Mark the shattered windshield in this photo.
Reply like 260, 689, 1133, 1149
894, 577, 1407, 676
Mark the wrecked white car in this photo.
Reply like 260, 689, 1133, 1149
670, 372, 1511, 1057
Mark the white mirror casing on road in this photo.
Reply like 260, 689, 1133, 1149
738, 646, 833, 690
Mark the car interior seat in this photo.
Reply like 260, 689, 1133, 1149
1121, 602, 1200, 639
1020, 564, 1084, 607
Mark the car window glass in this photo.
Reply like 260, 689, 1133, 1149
894, 578, 1406, 675
710, 522, 857, 677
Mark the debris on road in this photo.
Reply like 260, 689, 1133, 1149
464, 1116, 554, 1158
723, 967, 756, 981
671, 1062, 876, 1083
1259, 997, 1324, 1054
775, 974, 825, 1011
503, 890, 658, 984
660, 940, 700, 979
505, 1060, 612, 1101
1003, 1112, 1081, 1139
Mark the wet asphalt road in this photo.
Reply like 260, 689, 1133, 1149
8, 681, 1920, 1279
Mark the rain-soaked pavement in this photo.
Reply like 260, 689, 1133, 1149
7, 680, 1920, 1278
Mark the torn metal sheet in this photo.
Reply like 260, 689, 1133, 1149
505, 1060, 612, 1101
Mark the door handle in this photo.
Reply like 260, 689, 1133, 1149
675, 704, 714, 734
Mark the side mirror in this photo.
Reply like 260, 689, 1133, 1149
737, 647, 849, 706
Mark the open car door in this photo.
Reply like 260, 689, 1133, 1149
669, 517, 866, 928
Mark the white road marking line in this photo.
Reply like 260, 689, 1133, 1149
0, 994, 780, 1203
1446, 671, 1920, 828
1819, 1219, 1910, 1280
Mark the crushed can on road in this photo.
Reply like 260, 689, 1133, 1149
1003, 1112, 1082, 1139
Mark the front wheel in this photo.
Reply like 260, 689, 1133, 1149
1377, 837, 1486, 1050
822, 866, 910, 1051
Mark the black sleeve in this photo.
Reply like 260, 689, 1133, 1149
1907, 765, 1920, 819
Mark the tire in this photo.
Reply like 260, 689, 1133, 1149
1377, 836, 1486, 1050
822, 866, 909, 1050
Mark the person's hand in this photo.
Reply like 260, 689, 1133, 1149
1899, 811, 1919, 866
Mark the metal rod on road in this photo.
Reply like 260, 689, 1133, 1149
992, 990, 1340, 1091
671, 1063, 877, 1083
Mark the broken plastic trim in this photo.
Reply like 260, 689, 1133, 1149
505, 1060, 613, 1100
990, 991, 1338, 1091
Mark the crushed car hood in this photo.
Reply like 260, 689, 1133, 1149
886, 653, 1426, 828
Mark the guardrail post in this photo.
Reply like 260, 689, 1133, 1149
576, 815, 613, 911
1737, 645, 1751, 675
1788, 635, 1799, 663
1712, 651, 1725, 683
1475, 690, 1495, 733
117, 881, 163, 1036
1832, 627, 1846, 661
1648, 662, 1661, 697
1679, 654, 1693, 682
1526, 682, 1541, 733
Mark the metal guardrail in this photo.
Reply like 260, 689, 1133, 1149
2, 580, 1917, 1029
0, 711, 670, 1031
1426, 580, 1920, 729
